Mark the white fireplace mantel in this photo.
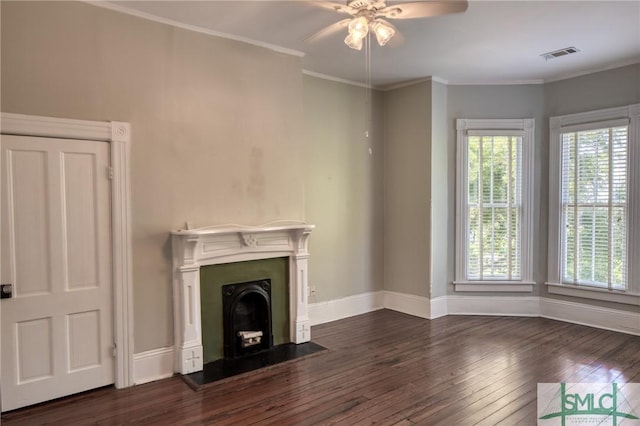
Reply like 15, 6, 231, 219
171, 222, 314, 374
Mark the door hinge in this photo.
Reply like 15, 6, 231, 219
112, 343, 117, 357
107, 166, 114, 180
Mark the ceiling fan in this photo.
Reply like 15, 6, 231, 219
308, 0, 469, 50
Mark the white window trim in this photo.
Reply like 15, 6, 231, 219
548, 104, 640, 306
454, 118, 535, 292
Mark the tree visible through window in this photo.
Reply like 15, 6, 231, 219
467, 135, 522, 280
560, 126, 628, 289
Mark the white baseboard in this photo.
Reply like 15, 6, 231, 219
310, 292, 639, 336
446, 295, 540, 317
384, 291, 430, 319
308, 291, 384, 326
133, 346, 174, 385
540, 298, 640, 336
309, 292, 538, 323
429, 296, 448, 319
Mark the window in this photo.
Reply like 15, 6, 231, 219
561, 127, 627, 288
455, 119, 535, 292
548, 104, 640, 305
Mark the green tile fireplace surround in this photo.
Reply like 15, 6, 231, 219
200, 257, 290, 364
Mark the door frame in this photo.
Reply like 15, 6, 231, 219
0, 112, 134, 389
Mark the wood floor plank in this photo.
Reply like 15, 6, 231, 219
2, 310, 639, 426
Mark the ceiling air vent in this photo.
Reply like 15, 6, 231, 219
541, 47, 580, 61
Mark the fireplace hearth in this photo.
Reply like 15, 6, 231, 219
183, 341, 326, 389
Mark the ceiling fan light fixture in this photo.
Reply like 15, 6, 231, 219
347, 16, 369, 39
344, 33, 364, 50
371, 20, 395, 46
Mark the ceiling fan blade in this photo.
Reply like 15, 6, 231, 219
306, 1, 357, 15
376, 1, 468, 19
305, 18, 351, 43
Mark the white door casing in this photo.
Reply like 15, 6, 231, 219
0, 114, 133, 411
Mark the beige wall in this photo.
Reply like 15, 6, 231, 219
382, 79, 449, 299
544, 64, 640, 117
1, 1, 305, 352
303, 76, 384, 301
430, 81, 449, 298
383, 81, 432, 297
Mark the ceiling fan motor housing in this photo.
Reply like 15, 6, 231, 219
347, 0, 387, 11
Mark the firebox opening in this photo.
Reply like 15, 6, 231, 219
222, 279, 273, 359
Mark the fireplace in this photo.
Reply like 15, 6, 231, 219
171, 223, 314, 374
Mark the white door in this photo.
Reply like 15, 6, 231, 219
1, 135, 114, 411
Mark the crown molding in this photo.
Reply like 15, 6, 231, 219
302, 70, 372, 89
543, 58, 640, 83
85, 1, 305, 58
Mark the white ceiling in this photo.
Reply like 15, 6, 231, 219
105, 0, 640, 88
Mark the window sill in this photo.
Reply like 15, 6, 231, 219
453, 281, 535, 292
545, 282, 640, 306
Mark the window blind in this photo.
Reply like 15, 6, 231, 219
560, 126, 628, 290
466, 135, 522, 280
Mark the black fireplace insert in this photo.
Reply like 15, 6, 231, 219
222, 279, 273, 358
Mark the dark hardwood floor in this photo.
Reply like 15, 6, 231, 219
3, 309, 639, 425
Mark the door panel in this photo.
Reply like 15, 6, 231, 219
9, 149, 51, 296
1, 135, 114, 411
63, 152, 101, 290
16, 317, 53, 383
67, 310, 102, 371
